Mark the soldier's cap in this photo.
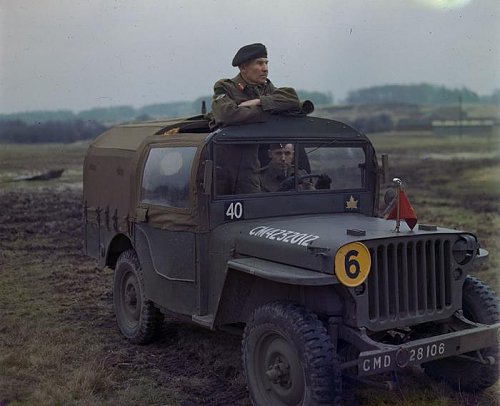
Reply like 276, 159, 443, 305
232, 43, 267, 67
269, 143, 292, 150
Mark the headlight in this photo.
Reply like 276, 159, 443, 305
452, 235, 478, 265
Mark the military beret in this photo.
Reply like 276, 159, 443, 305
268, 143, 289, 150
232, 43, 267, 67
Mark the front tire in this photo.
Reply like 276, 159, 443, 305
423, 276, 499, 391
113, 249, 164, 344
243, 301, 341, 405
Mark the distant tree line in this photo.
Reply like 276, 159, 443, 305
0, 90, 333, 126
351, 114, 395, 133
0, 119, 106, 143
346, 83, 494, 105
0, 102, 204, 126
481, 89, 500, 104
0, 84, 497, 142
297, 90, 333, 106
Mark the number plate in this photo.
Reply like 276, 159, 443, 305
407, 341, 448, 363
358, 338, 458, 376
357, 324, 499, 377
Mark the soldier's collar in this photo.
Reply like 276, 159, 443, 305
231, 74, 269, 91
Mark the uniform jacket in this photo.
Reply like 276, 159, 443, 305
258, 166, 313, 192
210, 74, 301, 128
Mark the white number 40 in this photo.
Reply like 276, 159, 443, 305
226, 201, 243, 220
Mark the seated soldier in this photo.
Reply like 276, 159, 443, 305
215, 144, 260, 195
257, 143, 314, 192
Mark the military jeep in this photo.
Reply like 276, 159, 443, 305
83, 115, 499, 405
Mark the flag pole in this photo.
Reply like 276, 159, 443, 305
393, 178, 402, 233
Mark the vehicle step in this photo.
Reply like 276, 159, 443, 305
192, 314, 214, 328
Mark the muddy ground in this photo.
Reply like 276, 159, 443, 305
0, 187, 253, 405
0, 138, 498, 405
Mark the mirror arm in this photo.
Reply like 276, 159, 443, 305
380, 154, 389, 184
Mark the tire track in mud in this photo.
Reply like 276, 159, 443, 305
0, 187, 251, 405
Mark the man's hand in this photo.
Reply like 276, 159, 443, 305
315, 174, 332, 190
238, 99, 261, 107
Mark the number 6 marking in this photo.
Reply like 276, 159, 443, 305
345, 250, 361, 278
335, 242, 371, 287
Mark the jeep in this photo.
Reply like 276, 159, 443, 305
83, 115, 499, 405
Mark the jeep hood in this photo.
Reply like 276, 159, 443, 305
233, 213, 463, 274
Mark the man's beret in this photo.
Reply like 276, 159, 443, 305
268, 143, 290, 150
232, 43, 267, 67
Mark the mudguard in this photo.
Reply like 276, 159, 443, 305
227, 257, 338, 286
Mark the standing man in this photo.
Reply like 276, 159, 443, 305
210, 43, 311, 128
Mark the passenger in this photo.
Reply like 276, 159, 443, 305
209, 43, 312, 128
258, 143, 314, 192
215, 144, 260, 195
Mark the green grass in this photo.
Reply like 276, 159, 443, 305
0, 142, 88, 188
0, 255, 177, 406
369, 129, 500, 154
371, 129, 500, 292
460, 165, 500, 196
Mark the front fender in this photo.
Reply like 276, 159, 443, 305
227, 257, 338, 286
212, 258, 342, 328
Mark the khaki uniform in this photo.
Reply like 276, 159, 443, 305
258, 166, 313, 192
258, 165, 289, 192
210, 74, 301, 128
215, 144, 261, 195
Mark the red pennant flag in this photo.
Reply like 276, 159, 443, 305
385, 189, 417, 230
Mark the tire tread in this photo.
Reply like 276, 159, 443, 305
423, 276, 499, 392
114, 249, 164, 345
243, 301, 342, 405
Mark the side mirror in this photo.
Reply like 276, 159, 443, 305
384, 187, 396, 206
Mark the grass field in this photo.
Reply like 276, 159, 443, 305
0, 129, 499, 405
370, 130, 500, 287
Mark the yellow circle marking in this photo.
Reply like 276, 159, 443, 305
335, 242, 371, 287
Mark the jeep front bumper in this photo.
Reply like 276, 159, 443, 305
336, 313, 500, 377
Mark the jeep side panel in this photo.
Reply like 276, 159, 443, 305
134, 224, 197, 314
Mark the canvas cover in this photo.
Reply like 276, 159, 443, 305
84, 115, 372, 233
84, 119, 211, 233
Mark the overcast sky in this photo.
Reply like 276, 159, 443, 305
1, 0, 498, 114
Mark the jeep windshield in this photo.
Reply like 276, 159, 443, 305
213, 142, 366, 196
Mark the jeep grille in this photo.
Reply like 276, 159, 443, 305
364, 237, 455, 328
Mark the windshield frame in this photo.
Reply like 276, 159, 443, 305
211, 138, 371, 199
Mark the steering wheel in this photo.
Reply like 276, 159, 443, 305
277, 173, 324, 191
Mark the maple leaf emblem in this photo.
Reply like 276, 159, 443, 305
345, 195, 358, 210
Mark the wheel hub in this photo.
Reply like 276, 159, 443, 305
266, 356, 291, 388
122, 274, 140, 321
125, 284, 138, 308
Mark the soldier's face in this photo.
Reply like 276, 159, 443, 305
268, 144, 294, 172
240, 58, 269, 85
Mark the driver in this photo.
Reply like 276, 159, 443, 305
257, 143, 313, 192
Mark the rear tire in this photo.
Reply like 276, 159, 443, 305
423, 276, 499, 391
113, 249, 164, 344
243, 301, 342, 405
